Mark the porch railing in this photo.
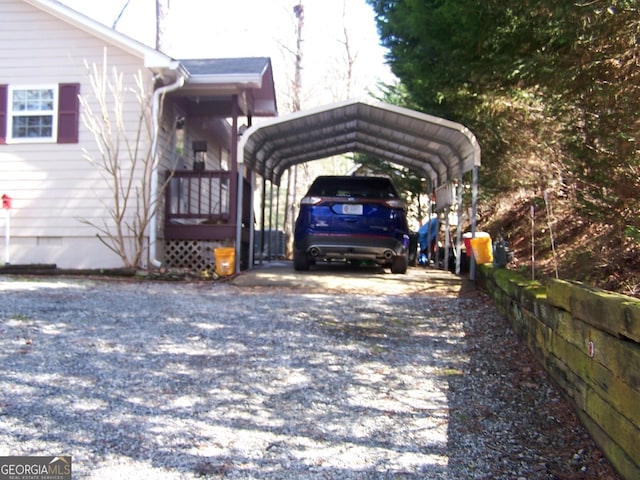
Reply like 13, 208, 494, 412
166, 170, 231, 221
163, 170, 251, 243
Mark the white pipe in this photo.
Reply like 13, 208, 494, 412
3, 209, 9, 265
149, 75, 185, 268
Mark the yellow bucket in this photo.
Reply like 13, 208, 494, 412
469, 236, 493, 264
214, 247, 235, 276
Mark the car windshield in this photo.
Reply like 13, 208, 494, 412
307, 177, 399, 199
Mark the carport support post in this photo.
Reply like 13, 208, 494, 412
259, 175, 267, 264
444, 208, 451, 272
249, 170, 257, 268
470, 164, 479, 280
455, 170, 464, 275
268, 181, 275, 259
275, 184, 281, 243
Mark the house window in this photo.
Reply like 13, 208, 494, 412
0, 83, 79, 145
8, 86, 57, 142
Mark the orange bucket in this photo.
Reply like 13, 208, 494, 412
214, 247, 235, 276
463, 232, 489, 258
469, 236, 493, 264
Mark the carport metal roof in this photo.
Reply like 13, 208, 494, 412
235, 97, 482, 278
238, 98, 480, 188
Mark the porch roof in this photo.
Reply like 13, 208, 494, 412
175, 57, 278, 117
238, 98, 480, 189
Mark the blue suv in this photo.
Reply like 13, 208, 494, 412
293, 175, 410, 274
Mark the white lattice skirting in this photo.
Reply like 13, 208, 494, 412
164, 240, 217, 274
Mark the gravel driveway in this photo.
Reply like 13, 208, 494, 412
0, 265, 619, 479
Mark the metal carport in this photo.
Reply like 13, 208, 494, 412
235, 98, 482, 277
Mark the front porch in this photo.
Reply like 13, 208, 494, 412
154, 57, 278, 274
162, 169, 252, 273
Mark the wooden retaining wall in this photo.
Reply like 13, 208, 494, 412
476, 265, 640, 480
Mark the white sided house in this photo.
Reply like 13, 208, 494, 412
0, 0, 277, 271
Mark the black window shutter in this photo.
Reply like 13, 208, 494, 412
0, 85, 7, 145
57, 83, 80, 144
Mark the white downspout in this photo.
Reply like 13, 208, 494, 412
149, 74, 185, 268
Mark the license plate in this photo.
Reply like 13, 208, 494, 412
341, 204, 363, 215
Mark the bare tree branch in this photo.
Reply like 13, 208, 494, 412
79, 48, 175, 269
112, 0, 131, 29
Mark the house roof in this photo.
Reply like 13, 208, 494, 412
24, 0, 178, 71
239, 98, 480, 188
24, 0, 278, 117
